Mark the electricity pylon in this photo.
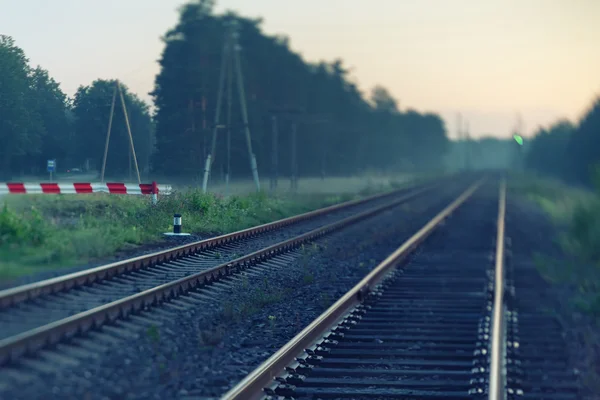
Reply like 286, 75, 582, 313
202, 20, 260, 193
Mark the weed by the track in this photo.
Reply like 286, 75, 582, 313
318, 292, 332, 309
218, 278, 292, 323
198, 325, 225, 347
147, 325, 160, 342
300, 243, 321, 285
268, 315, 276, 330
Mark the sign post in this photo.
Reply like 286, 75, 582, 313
47, 159, 56, 181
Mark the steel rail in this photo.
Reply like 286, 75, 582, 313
0, 181, 442, 366
0, 179, 439, 310
489, 179, 507, 400
221, 178, 485, 400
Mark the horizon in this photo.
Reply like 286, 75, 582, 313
1, 0, 599, 140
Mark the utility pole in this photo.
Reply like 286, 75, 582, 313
320, 125, 327, 180
202, 20, 260, 193
290, 121, 297, 191
128, 146, 132, 181
456, 113, 462, 171
268, 107, 330, 192
100, 80, 141, 184
100, 86, 117, 182
270, 115, 278, 191
464, 119, 471, 170
225, 47, 233, 193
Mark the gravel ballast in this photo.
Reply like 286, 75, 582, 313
1, 183, 469, 400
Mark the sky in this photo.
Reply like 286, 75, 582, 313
1, 0, 599, 139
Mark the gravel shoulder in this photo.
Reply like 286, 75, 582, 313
1, 183, 466, 400
507, 194, 599, 399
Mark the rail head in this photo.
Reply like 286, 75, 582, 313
0, 180, 440, 309
221, 179, 485, 400
489, 180, 507, 400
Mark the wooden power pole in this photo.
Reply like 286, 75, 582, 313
202, 20, 260, 193
100, 80, 141, 184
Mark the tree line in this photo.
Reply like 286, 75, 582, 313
0, 36, 153, 180
152, 0, 449, 180
1, 0, 451, 182
445, 137, 517, 171
525, 97, 600, 186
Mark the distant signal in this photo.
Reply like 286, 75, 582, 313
513, 134, 523, 146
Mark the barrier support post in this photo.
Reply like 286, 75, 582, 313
151, 181, 159, 205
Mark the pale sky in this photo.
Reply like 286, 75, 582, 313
1, 0, 599, 139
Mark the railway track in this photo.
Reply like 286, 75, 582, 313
0, 177, 463, 371
223, 180, 580, 400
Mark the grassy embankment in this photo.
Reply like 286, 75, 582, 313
509, 173, 600, 320
511, 173, 600, 395
0, 176, 413, 282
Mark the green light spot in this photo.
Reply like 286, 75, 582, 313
513, 134, 523, 146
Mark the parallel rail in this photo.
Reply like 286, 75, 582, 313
489, 180, 507, 400
222, 178, 490, 400
0, 180, 445, 366
0, 180, 436, 309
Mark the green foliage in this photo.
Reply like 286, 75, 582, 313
525, 120, 574, 178
0, 35, 45, 178
198, 325, 224, 347
29, 67, 73, 170
524, 97, 600, 187
445, 137, 517, 171
1, 6, 450, 180
318, 292, 332, 309
72, 79, 154, 177
219, 280, 290, 322
519, 177, 600, 322
0, 205, 48, 247
0, 183, 391, 281
567, 202, 600, 261
147, 325, 160, 342
0, 35, 153, 180
151, 4, 449, 177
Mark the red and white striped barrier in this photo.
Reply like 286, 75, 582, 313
0, 182, 172, 197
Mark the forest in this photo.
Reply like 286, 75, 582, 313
525, 100, 600, 186
0, 0, 449, 182
1, 0, 598, 185
0, 35, 153, 180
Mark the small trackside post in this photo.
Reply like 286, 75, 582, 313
163, 213, 190, 237
151, 181, 159, 205
173, 213, 182, 234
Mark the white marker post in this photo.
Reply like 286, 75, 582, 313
164, 213, 191, 237
151, 181, 159, 205
173, 213, 182, 234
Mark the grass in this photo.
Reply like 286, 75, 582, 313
508, 173, 596, 226
510, 172, 600, 321
0, 175, 416, 282
512, 172, 600, 396
219, 280, 291, 324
